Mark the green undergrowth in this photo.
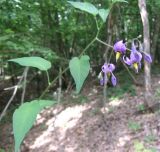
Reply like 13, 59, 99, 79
70, 94, 89, 104
133, 140, 157, 152
151, 64, 160, 75
108, 70, 136, 100
0, 104, 17, 125
128, 120, 141, 132
0, 148, 5, 152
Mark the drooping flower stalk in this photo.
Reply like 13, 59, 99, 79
98, 38, 153, 86
98, 63, 117, 86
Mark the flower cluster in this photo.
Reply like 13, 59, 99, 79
98, 63, 117, 86
99, 40, 152, 86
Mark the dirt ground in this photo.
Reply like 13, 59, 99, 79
0, 75, 160, 152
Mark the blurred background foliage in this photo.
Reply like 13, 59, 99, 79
0, 0, 160, 95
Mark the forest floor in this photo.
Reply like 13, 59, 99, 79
0, 73, 160, 152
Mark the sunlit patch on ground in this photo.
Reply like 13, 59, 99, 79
117, 135, 131, 147
1, 76, 160, 152
109, 98, 123, 107
28, 104, 90, 151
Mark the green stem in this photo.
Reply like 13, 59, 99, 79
80, 38, 96, 57
39, 28, 100, 99
96, 37, 139, 53
121, 61, 137, 83
96, 37, 114, 49
95, 16, 100, 31
39, 67, 69, 99
39, 15, 108, 99
46, 70, 51, 85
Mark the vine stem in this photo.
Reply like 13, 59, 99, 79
39, 67, 69, 99
96, 38, 114, 49
39, 18, 138, 100
46, 70, 51, 85
21, 67, 29, 104
39, 28, 99, 99
121, 61, 137, 83
96, 37, 144, 53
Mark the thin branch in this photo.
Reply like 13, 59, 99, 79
39, 67, 69, 99
0, 67, 27, 122
96, 37, 114, 49
46, 70, 50, 85
121, 61, 137, 83
21, 67, 29, 104
57, 67, 62, 103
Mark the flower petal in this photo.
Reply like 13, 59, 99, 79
101, 63, 108, 73
131, 42, 137, 52
138, 62, 141, 69
130, 51, 142, 63
98, 72, 102, 79
113, 40, 126, 53
100, 78, 104, 85
111, 73, 117, 86
108, 63, 115, 72
144, 53, 152, 63
123, 56, 132, 65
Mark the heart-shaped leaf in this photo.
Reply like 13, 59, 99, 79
69, 55, 90, 93
68, 1, 98, 15
98, 9, 109, 22
9, 57, 51, 71
13, 100, 55, 152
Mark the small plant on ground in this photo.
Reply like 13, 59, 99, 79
133, 140, 157, 152
144, 134, 157, 143
137, 103, 145, 112
128, 120, 141, 132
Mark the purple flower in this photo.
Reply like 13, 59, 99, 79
99, 63, 117, 86
137, 41, 152, 63
123, 46, 142, 73
144, 53, 152, 63
113, 40, 126, 61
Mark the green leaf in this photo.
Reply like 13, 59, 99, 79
0, 34, 13, 42
13, 100, 55, 152
69, 55, 90, 93
112, 0, 128, 3
8, 57, 51, 71
68, 1, 98, 15
98, 9, 109, 22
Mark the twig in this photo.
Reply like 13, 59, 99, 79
121, 61, 137, 83
21, 67, 29, 104
96, 38, 114, 49
57, 67, 62, 103
0, 68, 27, 122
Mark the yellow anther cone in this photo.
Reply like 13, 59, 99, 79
116, 52, 121, 62
133, 63, 138, 71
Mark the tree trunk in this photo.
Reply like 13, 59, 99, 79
151, 15, 160, 62
138, 0, 152, 106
